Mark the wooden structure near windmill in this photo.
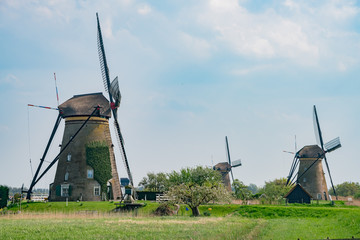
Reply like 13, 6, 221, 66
284, 183, 312, 204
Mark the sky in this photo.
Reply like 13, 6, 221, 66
1, 0, 360, 190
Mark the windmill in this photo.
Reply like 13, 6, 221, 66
26, 13, 133, 201
213, 136, 242, 191
286, 105, 341, 200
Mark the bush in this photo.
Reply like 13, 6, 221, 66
329, 182, 360, 197
13, 193, 21, 203
86, 141, 112, 197
0, 186, 9, 208
354, 193, 360, 199
154, 202, 178, 216
203, 211, 211, 216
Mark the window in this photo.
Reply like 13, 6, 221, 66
303, 178, 306, 183
64, 172, 69, 181
94, 185, 101, 196
67, 153, 71, 162
61, 184, 69, 197
87, 169, 94, 179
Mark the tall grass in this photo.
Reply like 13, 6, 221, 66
2, 201, 360, 239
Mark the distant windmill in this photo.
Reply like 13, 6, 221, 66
26, 13, 133, 201
213, 136, 242, 191
286, 106, 341, 200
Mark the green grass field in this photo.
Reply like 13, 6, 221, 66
1, 201, 359, 239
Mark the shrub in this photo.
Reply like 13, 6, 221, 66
154, 202, 178, 216
86, 141, 112, 198
0, 185, 9, 209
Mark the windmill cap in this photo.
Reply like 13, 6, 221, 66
59, 92, 111, 118
213, 162, 232, 171
297, 145, 324, 158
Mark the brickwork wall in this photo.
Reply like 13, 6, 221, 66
298, 158, 329, 200
49, 117, 121, 201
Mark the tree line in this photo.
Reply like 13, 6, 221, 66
139, 169, 360, 211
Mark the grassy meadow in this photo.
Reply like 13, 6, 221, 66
1, 201, 360, 239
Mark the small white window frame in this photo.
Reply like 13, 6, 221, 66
61, 184, 70, 197
94, 185, 101, 196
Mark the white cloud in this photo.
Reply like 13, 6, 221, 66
102, 17, 113, 39
178, 32, 212, 60
198, 0, 319, 63
137, 4, 151, 15
35, 6, 53, 18
191, 0, 360, 70
283, 0, 299, 11
321, 0, 358, 21
0, 74, 22, 86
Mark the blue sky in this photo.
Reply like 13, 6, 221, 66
1, 0, 359, 189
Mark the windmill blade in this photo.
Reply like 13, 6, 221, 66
323, 154, 338, 199
110, 76, 121, 108
313, 105, 324, 148
313, 105, 338, 199
231, 159, 242, 168
324, 137, 341, 153
97, 13, 112, 97
28, 104, 58, 111
225, 136, 232, 166
97, 13, 135, 192
286, 154, 299, 185
225, 136, 234, 183
113, 118, 133, 187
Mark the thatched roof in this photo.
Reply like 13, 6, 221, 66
59, 93, 111, 118
297, 145, 324, 159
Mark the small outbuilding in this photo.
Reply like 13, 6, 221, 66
284, 183, 313, 204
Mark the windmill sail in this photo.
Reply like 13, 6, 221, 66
225, 136, 234, 183
110, 76, 121, 108
313, 105, 338, 199
313, 106, 323, 147
96, 13, 134, 188
324, 137, 341, 153
231, 159, 242, 168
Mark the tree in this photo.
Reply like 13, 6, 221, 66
261, 178, 292, 204
329, 182, 360, 197
247, 183, 259, 194
0, 185, 9, 209
138, 172, 169, 192
166, 166, 231, 216
232, 179, 252, 204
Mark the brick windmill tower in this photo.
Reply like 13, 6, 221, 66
26, 13, 134, 201
295, 145, 329, 200
49, 93, 122, 201
286, 106, 341, 200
